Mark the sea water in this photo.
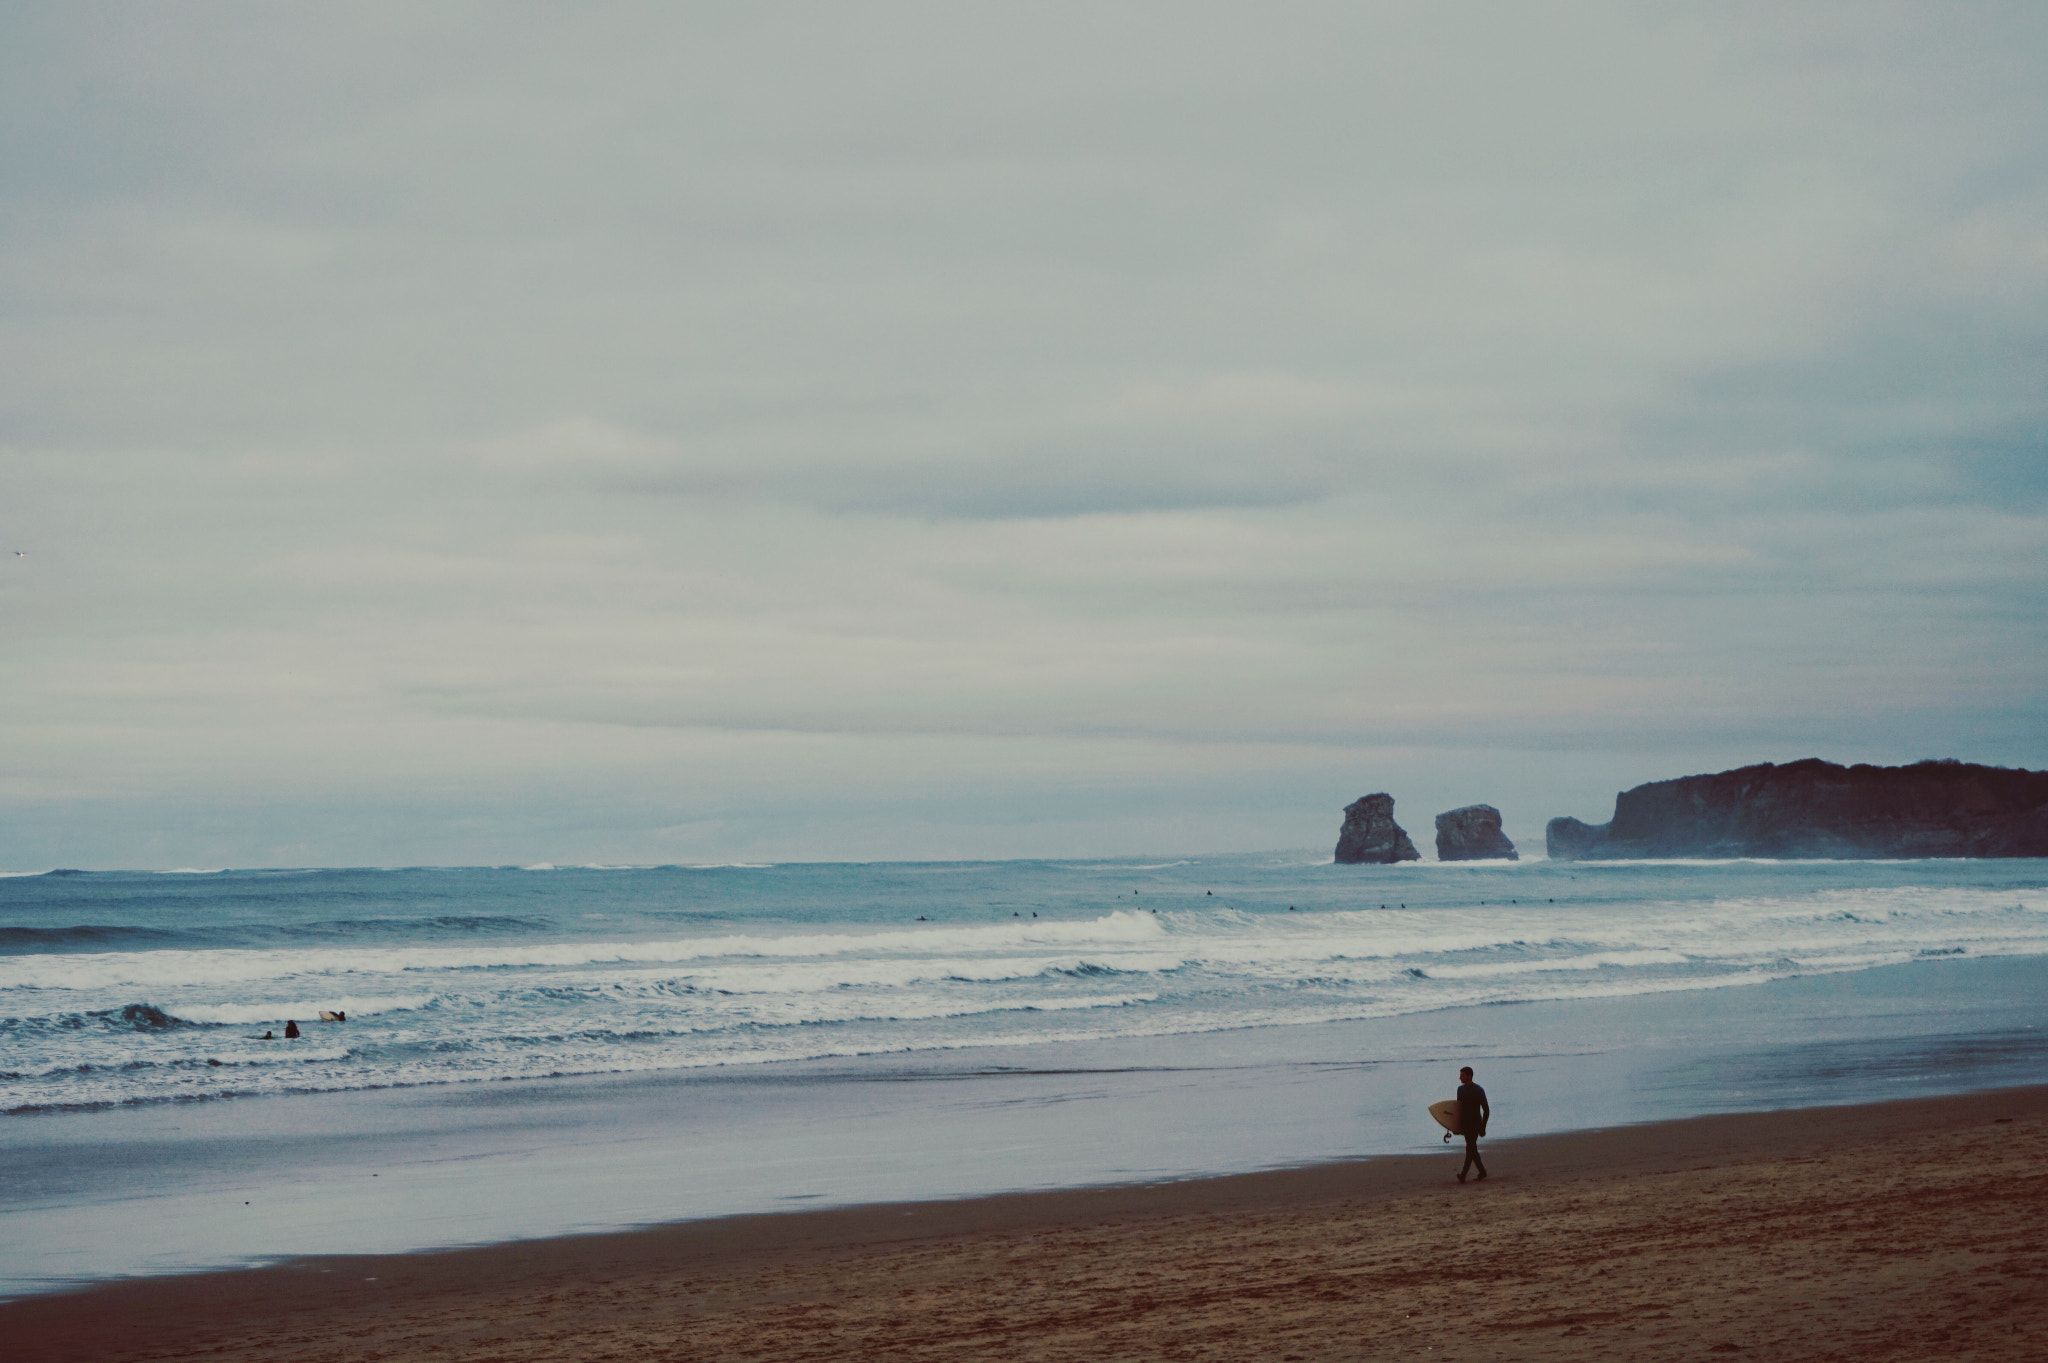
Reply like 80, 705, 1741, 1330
3, 855, 2046, 1295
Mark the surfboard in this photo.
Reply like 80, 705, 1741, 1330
1429, 1099, 1463, 1137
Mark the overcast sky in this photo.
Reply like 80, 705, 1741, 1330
4, 3, 2045, 868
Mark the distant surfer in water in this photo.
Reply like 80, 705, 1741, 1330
1456, 1066, 1489, 1183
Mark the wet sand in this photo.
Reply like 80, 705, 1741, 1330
9, 1085, 2046, 1361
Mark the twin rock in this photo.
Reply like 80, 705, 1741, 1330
1335, 793, 1515, 864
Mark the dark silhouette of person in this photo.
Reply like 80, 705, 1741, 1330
1456, 1066, 1489, 1183
284, 1019, 300, 1039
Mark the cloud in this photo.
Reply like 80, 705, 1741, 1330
1, 3, 2044, 865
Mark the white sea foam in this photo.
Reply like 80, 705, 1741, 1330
0, 910, 1180, 991
7, 892, 2043, 1000
6, 866, 2044, 1113
169, 995, 437, 1025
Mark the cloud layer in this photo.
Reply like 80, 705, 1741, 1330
3, 3, 2044, 866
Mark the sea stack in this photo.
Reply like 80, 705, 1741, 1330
1435, 805, 1518, 861
1334, 793, 1421, 864
1546, 758, 2048, 860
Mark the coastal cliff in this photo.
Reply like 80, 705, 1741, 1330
1546, 759, 2048, 860
1334, 793, 1420, 864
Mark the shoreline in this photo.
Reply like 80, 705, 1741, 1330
9, 1082, 2046, 1360
6, 949, 2046, 1303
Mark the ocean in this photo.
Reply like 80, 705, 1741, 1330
4, 854, 2046, 1296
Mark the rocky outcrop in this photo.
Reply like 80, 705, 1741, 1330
1435, 805, 1518, 861
1546, 759, 2048, 861
1334, 793, 1420, 864
1545, 815, 1616, 861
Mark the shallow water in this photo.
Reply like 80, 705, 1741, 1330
5, 856, 2044, 1112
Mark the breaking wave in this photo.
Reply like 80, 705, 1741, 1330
4, 859, 2042, 1113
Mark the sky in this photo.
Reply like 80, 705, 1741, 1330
3, 2, 2045, 868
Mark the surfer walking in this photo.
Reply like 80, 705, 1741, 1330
1456, 1066, 1489, 1183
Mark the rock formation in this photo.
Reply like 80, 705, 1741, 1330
1435, 805, 1518, 861
1334, 793, 1420, 864
1546, 759, 2048, 861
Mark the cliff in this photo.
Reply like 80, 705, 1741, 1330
1546, 759, 2048, 861
1435, 805, 1518, 861
1334, 793, 1421, 864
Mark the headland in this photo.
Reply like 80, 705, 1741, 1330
1549, 758, 2048, 860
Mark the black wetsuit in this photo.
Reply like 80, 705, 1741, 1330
1457, 1081, 1489, 1180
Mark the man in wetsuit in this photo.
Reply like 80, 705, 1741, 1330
1456, 1066, 1489, 1183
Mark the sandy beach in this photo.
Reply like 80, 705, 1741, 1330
9, 1083, 2044, 1362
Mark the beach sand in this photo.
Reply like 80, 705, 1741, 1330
9, 1085, 2045, 1362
